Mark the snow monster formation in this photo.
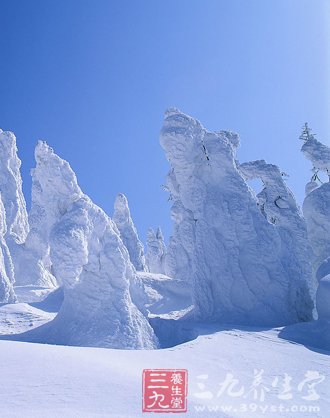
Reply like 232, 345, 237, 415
0, 129, 30, 302
160, 109, 314, 326
301, 130, 330, 280
0, 130, 29, 246
0, 129, 29, 291
113, 193, 147, 271
146, 227, 166, 274
0, 194, 16, 302
16, 142, 157, 349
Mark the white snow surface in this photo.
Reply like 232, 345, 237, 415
145, 227, 166, 274
0, 320, 328, 417
113, 193, 147, 271
160, 109, 314, 325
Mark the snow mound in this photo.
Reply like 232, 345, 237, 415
113, 193, 146, 271
0, 302, 55, 335
137, 271, 192, 317
160, 109, 314, 325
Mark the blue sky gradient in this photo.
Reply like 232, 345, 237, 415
0, 0, 329, 241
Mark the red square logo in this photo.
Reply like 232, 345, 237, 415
142, 369, 188, 413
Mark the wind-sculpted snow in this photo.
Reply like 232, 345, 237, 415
113, 193, 146, 271
302, 137, 330, 280
0, 195, 16, 303
146, 227, 166, 274
301, 135, 330, 174
0, 129, 29, 293
239, 159, 316, 302
15, 142, 157, 349
160, 109, 314, 325
14, 141, 77, 287
0, 130, 29, 245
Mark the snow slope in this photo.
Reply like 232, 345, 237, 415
0, 325, 328, 417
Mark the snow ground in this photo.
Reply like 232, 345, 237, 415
0, 327, 329, 417
0, 291, 329, 417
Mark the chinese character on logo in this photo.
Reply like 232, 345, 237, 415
142, 369, 188, 413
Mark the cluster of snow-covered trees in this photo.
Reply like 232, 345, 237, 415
0, 109, 329, 349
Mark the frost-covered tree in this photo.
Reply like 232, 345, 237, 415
0, 194, 16, 303
160, 108, 314, 325
113, 193, 147, 272
13, 141, 66, 288
0, 129, 29, 290
0, 129, 29, 245
17, 142, 157, 349
146, 227, 166, 274
302, 132, 330, 281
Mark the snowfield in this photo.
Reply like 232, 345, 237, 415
0, 287, 329, 417
0, 111, 329, 416
0, 317, 329, 417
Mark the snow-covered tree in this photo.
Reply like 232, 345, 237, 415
0, 129, 29, 290
18, 142, 157, 349
0, 129, 29, 245
302, 133, 330, 281
160, 108, 314, 325
113, 193, 147, 271
146, 227, 166, 274
0, 194, 16, 303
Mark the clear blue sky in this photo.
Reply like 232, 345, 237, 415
0, 0, 329, 242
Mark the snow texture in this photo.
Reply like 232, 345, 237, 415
160, 109, 314, 325
0, 195, 16, 302
301, 135, 330, 174
13, 141, 71, 287
302, 135, 330, 279
145, 227, 166, 274
12, 142, 157, 349
113, 193, 147, 271
0, 323, 328, 417
0, 129, 29, 245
